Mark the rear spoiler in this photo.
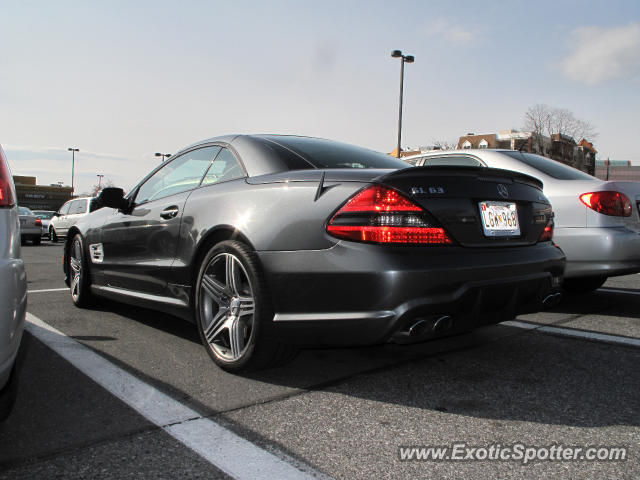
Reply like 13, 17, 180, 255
376, 166, 544, 191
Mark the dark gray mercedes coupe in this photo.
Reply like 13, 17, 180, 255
63, 135, 565, 372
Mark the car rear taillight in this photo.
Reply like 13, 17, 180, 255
580, 191, 632, 217
538, 219, 554, 242
35, 218, 42, 226
0, 146, 16, 208
327, 185, 452, 244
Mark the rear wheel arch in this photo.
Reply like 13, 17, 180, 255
190, 226, 257, 287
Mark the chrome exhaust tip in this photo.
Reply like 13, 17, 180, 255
432, 315, 453, 333
542, 292, 563, 307
408, 319, 429, 337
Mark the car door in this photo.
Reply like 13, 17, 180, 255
100, 145, 221, 295
65, 199, 88, 231
53, 201, 72, 235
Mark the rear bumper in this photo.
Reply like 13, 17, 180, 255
20, 227, 42, 238
554, 226, 640, 278
258, 241, 565, 346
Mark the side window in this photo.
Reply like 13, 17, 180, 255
135, 146, 220, 204
421, 156, 484, 167
69, 199, 88, 215
201, 148, 245, 186
58, 202, 71, 215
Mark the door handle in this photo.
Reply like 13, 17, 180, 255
160, 206, 180, 219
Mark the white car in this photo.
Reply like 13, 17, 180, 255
407, 149, 640, 292
0, 145, 27, 421
50, 197, 99, 242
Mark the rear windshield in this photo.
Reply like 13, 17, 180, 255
18, 207, 33, 215
503, 151, 594, 180
34, 211, 54, 219
260, 136, 408, 170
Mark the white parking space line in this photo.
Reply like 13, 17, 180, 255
598, 287, 640, 296
27, 288, 68, 293
504, 320, 640, 348
25, 313, 325, 480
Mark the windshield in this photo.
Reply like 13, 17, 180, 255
260, 136, 408, 170
503, 151, 594, 180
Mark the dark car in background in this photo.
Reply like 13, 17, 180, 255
63, 135, 565, 372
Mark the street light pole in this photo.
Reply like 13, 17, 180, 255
68, 147, 79, 193
391, 50, 414, 158
97, 174, 104, 189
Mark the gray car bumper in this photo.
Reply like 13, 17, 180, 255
258, 241, 565, 346
555, 226, 640, 278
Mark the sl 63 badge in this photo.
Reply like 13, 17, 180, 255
411, 186, 445, 195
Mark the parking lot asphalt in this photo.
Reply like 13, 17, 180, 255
1, 242, 638, 479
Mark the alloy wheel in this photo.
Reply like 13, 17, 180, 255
69, 238, 82, 302
199, 253, 255, 362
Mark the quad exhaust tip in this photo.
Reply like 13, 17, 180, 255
542, 292, 563, 308
408, 315, 453, 337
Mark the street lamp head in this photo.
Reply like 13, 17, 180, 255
404, 55, 415, 63
154, 153, 162, 157
68, 147, 79, 152
391, 50, 402, 58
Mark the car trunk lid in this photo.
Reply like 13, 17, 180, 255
375, 166, 552, 247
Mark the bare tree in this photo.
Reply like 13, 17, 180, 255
89, 178, 116, 196
431, 139, 459, 150
523, 104, 597, 142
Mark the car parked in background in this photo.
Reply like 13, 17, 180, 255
63, 135, 564, 373
407, 149, 640, 292
0, 145, 27, 421
33, 210, 56, 239
50, 197, 99, 242
18, 206, 43, 245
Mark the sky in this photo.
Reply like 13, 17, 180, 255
1, 0, 640, 195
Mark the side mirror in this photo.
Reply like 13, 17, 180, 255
98, 187, 127, 210
53, 212, 60, 217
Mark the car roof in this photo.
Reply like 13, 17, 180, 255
175, 134, 388, 177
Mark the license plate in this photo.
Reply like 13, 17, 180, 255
479, 201, 520, 237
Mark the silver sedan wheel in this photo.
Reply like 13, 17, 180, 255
69, 238, 82, 303
199, 253, 255, 362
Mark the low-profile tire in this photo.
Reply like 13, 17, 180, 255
563, 276, 607, 293
68, 234, 94, 307
32, 236, 41, 246
194, 240, 297, 373
50, 227, 58, 243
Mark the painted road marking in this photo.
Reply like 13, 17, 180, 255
27, 288, 68, 293
25, 313, 325, 480
598, 287, 640, 296
504, 320, 640, 348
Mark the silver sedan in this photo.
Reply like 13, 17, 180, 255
18, 206, 43, 245
0, 145, 27, 421
408, 149, 640, 292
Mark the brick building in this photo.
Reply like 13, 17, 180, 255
13, 176, 73, 211
457, 130, 596, 175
